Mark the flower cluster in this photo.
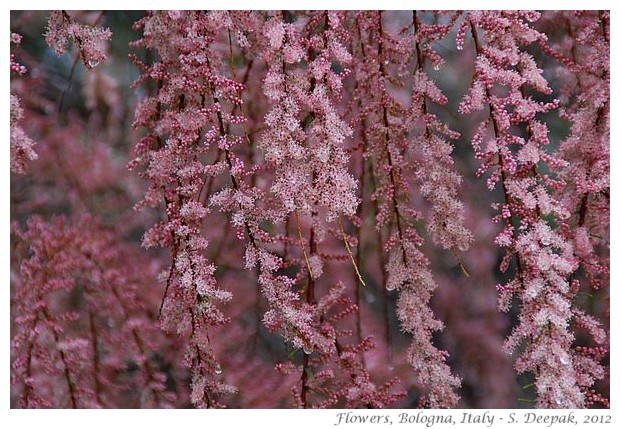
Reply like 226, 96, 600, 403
11, 216, 173, 408
10, 10, 609, 409
45, 11, 111, 68
10, 33, 37, 174
458, 10, 608, 408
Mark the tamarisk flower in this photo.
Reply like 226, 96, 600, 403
275, 282, 404, 408
543, 11, 610, 293
409, 12, 473, 252
242, 11, 399, 406
45, 10, 111, 69
131, 11, 239, 408
459, 10, 606, 408
538, 11, 610, 408
260, 11, 358, 221
11, 216, 173, 408
10, 9, 609, 409
256, 14, 359, 364
10, 33, 36, 174
352, 11, 466, 408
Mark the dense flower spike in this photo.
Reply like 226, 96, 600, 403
10, 33, 36, 174
131, 11, 240, 407
45, 11, 112, 69
539, 10, 610, 406
11, 10, 610, 409
260, 11, 358, 221
459, 10, 607, 408
351, 11, 464, 408
10, 94, 37, 174
541, 11, 610, 293
408, 12, 473, 252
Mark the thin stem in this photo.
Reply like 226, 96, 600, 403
88, 311, 104, 406
295, 211, 314, 279
41, 305, 78, 408
357, 16, 392, 362
22, 317, 38, 408
339, 217, 366, 286
354, 132, 366, 363
370, 159, 393, 364
378, 13, 411, 271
